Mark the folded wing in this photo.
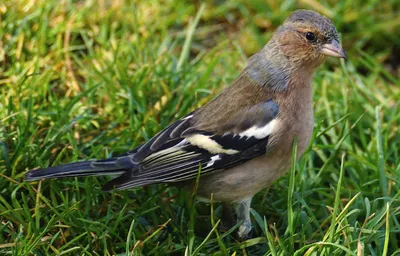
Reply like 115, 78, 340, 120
104, 98, 280, 190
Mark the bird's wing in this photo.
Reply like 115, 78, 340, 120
105, 95, 280, 190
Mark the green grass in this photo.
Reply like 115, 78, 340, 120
1, 0, 400, 255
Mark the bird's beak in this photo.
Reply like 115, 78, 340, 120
320, 40, 347, 59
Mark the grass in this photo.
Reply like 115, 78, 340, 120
1, 0, 400, 255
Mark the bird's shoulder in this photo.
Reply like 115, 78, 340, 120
191, 72, 278, 133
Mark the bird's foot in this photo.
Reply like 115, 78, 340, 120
237, 220, 252, 240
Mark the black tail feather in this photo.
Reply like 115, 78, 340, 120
26, 156, 136, 181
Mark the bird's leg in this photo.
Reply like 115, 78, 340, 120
234, 197, 253, 239
221, 202, 235, 229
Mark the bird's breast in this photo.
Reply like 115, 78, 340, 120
271, 93, 314, 158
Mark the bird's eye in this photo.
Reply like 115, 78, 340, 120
305, 32, 316, 42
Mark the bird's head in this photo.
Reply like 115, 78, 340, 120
273, 10, 346, 69
246, 10, 346, 91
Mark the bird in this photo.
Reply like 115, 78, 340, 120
25, 9, 346, 239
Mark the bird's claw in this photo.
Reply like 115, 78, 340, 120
237, 221, 252, 240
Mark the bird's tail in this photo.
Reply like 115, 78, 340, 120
25, 156, 136, 181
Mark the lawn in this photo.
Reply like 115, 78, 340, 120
1, 0, 400, 255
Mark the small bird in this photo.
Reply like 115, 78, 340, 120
26, 10, 346, 239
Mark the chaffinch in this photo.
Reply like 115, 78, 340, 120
26, 10, 346, 239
